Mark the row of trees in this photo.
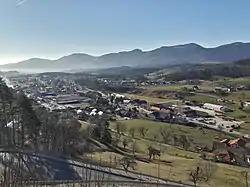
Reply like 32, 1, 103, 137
0, 78, 91, 156
115, 123, 192, 151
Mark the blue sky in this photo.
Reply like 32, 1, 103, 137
0, 0, 250, 64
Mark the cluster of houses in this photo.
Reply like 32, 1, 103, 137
213, 138, 250, 166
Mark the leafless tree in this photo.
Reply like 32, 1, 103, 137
119, 157, 137, 173
131, 141, 139, 155
138, 127, 148, 138
190, 166, 201, 187
200, 161, 218, 182
159, 127, 172, 144
179, 134, 190, 151
122, 138, 129, 149
190, 161, 218, 186
173, 134, 179, 146
128, 127, 135, 138
148, 146, 161, 160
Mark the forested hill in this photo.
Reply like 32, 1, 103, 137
162, 59, 250, 81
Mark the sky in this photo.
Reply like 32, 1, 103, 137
0, 0, 250, 64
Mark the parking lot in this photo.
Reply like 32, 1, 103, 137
185, 105, 244, 136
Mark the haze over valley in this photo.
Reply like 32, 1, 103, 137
1, 42, 250, 73
2, 1, 250, 187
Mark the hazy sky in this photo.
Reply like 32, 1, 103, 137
0, 0, 250, 64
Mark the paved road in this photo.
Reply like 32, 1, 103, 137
185, 105, 250, 138
187, 117, 249, 139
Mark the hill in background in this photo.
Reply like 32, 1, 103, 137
2, 42, 250, 72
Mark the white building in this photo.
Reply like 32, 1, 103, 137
203, 103, 233, 112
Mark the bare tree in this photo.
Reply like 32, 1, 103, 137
128, 127, 135, 138
119, 157, 137, 173
131, 141, 139, 155
138, 127, 148, 138
179, 135, 190, 151
190, 166, 201, 187
159, 127, 172, 144
200, 161, 218, 182
190, 161, 218, 186
122, 138, 129, 149
173, 134, 179, 146
148, 146, 161, 160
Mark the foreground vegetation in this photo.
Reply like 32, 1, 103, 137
87, 126, 248, 187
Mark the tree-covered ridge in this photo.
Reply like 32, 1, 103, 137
163, 59, 250, 81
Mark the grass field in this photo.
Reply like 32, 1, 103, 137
123, 93, 169, 103
88, 141, 247, 187
215, 77, 250, 86
110, 119, 228, 149
185, 93, 218, 103
141, 84, 193, 91
108, 85, 250, 186
96, 116, 250, 187
225, 91, 250, 101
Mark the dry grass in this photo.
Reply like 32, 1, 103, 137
185, 94, 217, 103
88, 150, 247, 187
110, 119, 228, 148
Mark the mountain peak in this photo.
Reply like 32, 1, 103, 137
2, 42, 250, 71
175, 43, 203, 48
130, 49, 143, 53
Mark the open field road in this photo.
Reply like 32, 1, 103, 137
0, 148, 193, 187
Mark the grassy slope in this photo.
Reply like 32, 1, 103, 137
141, 84, 193, 91
104, 84, 250, 186
88, 135, 247, 187
110, 119, 227, 152
185, 94, 217, 103
215, 77, 250, 86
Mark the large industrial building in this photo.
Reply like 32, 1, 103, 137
203, 103, 234, 113
56, 94, 91, 105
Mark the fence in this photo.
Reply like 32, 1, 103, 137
0, 149, 192, 187
0, 180, 186, 187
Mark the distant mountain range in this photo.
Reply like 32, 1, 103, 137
2, 42, 250, 72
